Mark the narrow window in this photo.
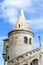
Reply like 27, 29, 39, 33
29, 38, 32, 44
6, 45, 9, 52
8, 56, 9, 60
19, 24, 20, 28
24, 37, 27, 44
6, 45, 9, 49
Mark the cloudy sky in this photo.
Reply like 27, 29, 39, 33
0, 0, 43, 65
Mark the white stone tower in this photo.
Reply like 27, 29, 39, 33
3, 10, 34, 65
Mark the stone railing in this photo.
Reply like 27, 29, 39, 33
8, 48, 41, 64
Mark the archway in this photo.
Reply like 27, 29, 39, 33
30, 59, 38, 65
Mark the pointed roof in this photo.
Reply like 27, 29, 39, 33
16, 10, 26, 25
13, 10, 30, 30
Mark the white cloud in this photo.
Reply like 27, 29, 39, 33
0, 0, 32, 24
2, 0, 31, 8
27, 18, 43, 30
0, 0, 43, 30
5, 8, 18, 24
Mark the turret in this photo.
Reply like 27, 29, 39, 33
2, 39, 9, 65
8, 10, 34, 60
13, 10, 30, 30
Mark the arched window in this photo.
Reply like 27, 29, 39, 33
24, 37, 27, 44
29, 38, 32, 44
19, 24, 20, 28
7, 56, 9, 60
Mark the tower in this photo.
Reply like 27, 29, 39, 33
3, 10, 34, 65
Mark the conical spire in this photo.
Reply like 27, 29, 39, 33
13, 10, 30, 30
16, 10, 26, 25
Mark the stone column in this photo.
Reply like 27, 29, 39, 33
38, 60, 40, 65
4, 61, 7, 65
28, 62, 30, 65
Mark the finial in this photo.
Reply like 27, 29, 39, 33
20, 9, 24, 16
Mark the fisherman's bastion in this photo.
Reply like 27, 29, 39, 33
2, 10, 43, 65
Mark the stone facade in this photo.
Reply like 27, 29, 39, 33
2, 10, 43, 65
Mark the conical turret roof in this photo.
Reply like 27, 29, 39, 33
16, 10, 26, 25
13, 10, 30, 30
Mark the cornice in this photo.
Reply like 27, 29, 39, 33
8, 30, 34, 37
4, 39, 9, 41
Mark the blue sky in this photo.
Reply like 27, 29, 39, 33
0, 0, 43, 65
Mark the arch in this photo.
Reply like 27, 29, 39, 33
29, 38, 32, 44
24, 37, 28, 44
30, 59, 38, 65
